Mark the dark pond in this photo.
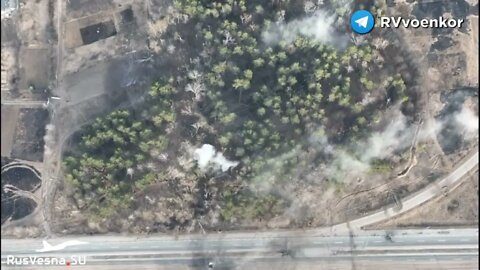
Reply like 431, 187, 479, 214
1, 167, 41, 224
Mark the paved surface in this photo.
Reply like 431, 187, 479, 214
2, 262, 478, 270
1, 229, 478, 269
8, 262, 477, 270
0, 100, 46, 107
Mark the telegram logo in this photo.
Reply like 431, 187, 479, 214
350, 10, 375, 34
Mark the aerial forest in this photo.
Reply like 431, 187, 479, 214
63, 0, 414, 230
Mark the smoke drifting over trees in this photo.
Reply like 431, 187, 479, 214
194, 144, 239, 172
262, 10, 349, 49
58, 0, 478, 233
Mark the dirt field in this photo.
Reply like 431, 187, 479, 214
62, 2, 148, 74
64, 11, 118, 49
367, 168, 478, 229
0, 106, 20, 157
2, 0, 54, 99
18, 46, 50, 91
0, 46, 17, 94
16, 0, 52, 45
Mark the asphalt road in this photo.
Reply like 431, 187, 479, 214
0, 100, 46, 107
1, 229, 478, 269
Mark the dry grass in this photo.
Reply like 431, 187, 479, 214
367, 169, 478, 229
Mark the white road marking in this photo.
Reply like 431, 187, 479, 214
437, 239, 446, 242
460, 239, 469, 242
334, 241, 343, 244
373, 241, 382, 243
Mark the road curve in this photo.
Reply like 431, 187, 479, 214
330, 151, 479, 233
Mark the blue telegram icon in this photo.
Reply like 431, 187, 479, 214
350, 10, 375, 34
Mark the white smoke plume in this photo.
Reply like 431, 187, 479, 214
419, 102, 479, 142
194, 144, 239, 172
318, 111, 414, 178
262, 10, 349, 48
43, 124, 56, 158
248, 110, 416, 189
454, 105, 478, 134
313, 103, 478, 180
246, 100, 479, 210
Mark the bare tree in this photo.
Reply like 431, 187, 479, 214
185, 82, 206, 101
222, 31, 235, 46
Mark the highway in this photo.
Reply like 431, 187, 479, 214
1, 229, 478, 269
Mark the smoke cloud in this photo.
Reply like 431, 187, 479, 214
316, 110, 415, 178
262, 10, 349, 48
253, 102, 479, 187
454, 106, 478, 134
43, 124, 56, 158
194, 144, 239, 172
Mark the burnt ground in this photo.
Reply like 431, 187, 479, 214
412, 0, 472, 37
18, 47, 51, 91
67, 0, 115, 18
10, 109, 49, 162
120, 8, 135, 24
1, 167, 41, 224
80, 20, 117, 45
